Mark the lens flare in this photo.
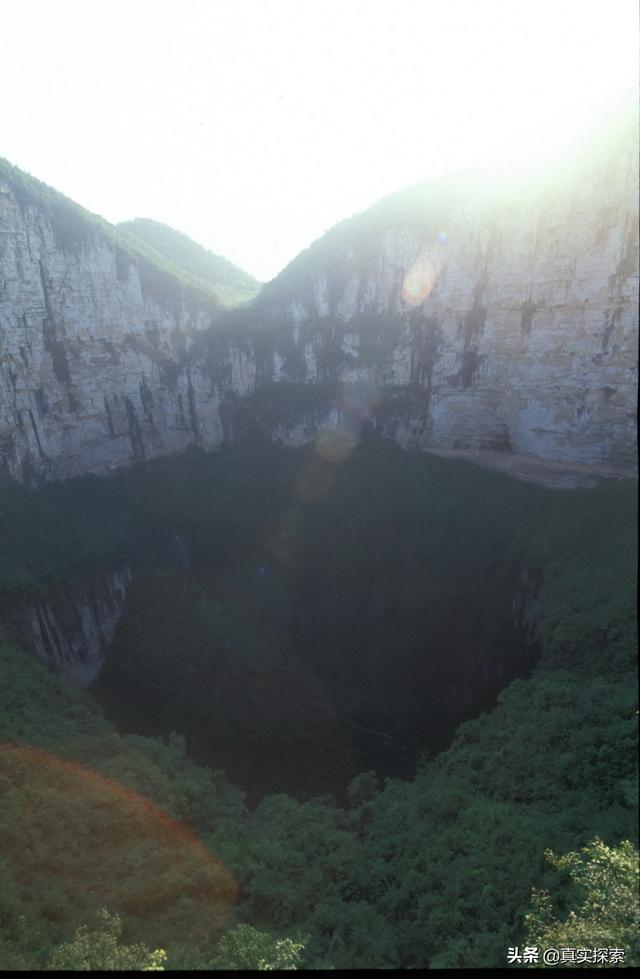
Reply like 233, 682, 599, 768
0, 742, 237, 943
337, 379, 382, 423
401, 242, 447, 306
315, 425, 357, 464
295, 453, 337, 503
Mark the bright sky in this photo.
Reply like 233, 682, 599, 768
1, 0, 637, 281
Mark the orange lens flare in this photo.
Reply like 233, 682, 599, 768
0, 742, 238, 943
314, 425, 357, 464
401, 243, 446, 306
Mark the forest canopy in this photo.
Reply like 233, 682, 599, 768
0, 442, 637, 970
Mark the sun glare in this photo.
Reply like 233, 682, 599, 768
0, 0, 637, 279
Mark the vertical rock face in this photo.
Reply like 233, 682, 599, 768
0, 172, 237, 481
252, 108, 638, 471
16, 566, 132, 686
1, 99, 638, 485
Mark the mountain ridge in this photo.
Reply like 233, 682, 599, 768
117, 217, 261, 308
0, 100, 637, 484
0, 157, 226, 312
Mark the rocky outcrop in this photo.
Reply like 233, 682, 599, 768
0, 166, 239, 481
16, 566, 131, 686
251, 105, 638, 473
1, 100, 637, 485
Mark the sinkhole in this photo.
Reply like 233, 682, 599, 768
82, 433, 543, 803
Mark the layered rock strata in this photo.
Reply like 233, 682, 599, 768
1, 105, 637, 485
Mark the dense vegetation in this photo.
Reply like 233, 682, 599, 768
0, 439, 636, 969
118, 218, 260, 308
0, 158, 244, 313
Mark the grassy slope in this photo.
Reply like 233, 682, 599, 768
118, 218, 260, 309
1, 158, 224, 313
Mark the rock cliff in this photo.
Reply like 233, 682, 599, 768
1, 101, 637, 485
13, 566, 131, 686
0, 161, 236, 482
250, 104, 638, 474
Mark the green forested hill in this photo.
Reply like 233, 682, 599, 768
0, 443, 636, 969
118, 218, 261, 308
0, 158, 256, 312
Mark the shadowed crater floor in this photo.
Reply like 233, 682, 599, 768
90, 435, 543, 802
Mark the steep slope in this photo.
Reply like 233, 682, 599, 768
1, 96, 637, 485
248, 99, 638, 472
0, 159, 240, 482
118, 218, 261, 308
0, 436, 636, 969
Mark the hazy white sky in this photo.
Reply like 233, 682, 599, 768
1, 0, 638, 281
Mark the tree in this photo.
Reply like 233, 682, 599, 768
525, 839, 639, 965
209, 923, 305, 970
47, 908, 166, 971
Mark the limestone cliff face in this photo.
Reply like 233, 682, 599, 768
1, 103, 637, 484
252, 111, 638, 472
13, 566, 131, 686
0, 172, 248, 481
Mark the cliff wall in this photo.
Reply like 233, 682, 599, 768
1, 105, 637, 485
